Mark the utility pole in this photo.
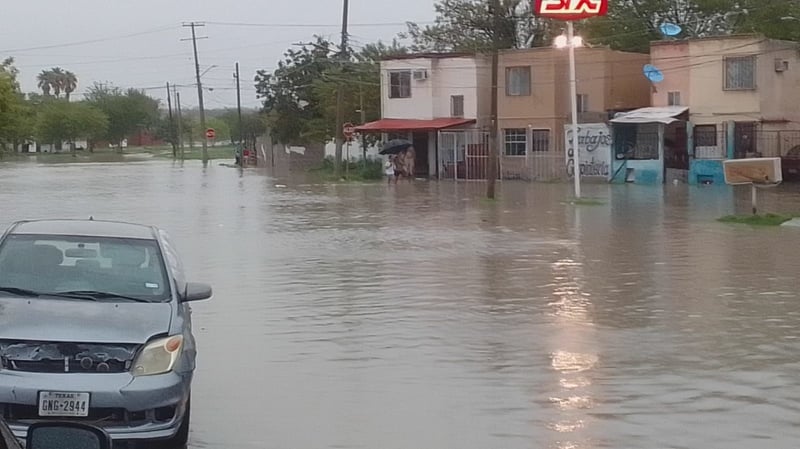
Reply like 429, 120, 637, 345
166, 82, 176, 158
360, 81, 367, 165
234, 62, 244, 166
486, 0, 500, 199
183, 22, 209, 164
333, 0, 350, 177
176, 91, 184, 160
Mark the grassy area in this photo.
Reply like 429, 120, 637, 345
309, 157, 384, 183
718, 214, 796, 226
133, 145, 236, 161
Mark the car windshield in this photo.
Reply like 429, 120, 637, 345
0, 234, 170, 303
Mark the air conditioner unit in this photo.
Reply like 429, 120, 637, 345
413, 69, 429, 81
775, 59, 789, 72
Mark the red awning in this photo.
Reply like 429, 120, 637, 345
355, 118, 476, 133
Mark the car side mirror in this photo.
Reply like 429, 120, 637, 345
182, 282, 212, 302
26, 422, 111, 449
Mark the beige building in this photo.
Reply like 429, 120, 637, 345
650, 35, 800, 184
497, 47, 651, 180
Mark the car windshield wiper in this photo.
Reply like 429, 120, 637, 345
0, 286, 42, 297
53, 290, 152, 303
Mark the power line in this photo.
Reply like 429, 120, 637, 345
205, 20, 432, 28
0, 25, 178, 53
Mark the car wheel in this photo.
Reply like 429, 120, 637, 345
159, 397, 190, 449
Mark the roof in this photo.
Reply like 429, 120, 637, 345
382, 52, 476, 61
650, 34, 774, 46
355, 118, 476, 132
9, 219, 158, 240
610, 106, 689, 125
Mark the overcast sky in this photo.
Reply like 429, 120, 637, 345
1, 0, 435, 110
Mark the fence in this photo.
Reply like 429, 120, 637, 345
438, 130, 569, 182
692, 128, 800, 160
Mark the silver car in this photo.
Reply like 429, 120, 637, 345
0, 219, 211, 446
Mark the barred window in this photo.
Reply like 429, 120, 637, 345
504, 129, 527, 156
668, 91, 681, 106
450, 95, 464, 117
531, 129, 550, 153
724, 56, 756, 90
389, 71, 411, 98
576, 94, 589, 113
694, 125, 717, 147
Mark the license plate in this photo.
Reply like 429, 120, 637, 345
38, 392, 90, 417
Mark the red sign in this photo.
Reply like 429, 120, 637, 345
205, 128, 216, 139
343, 122, 355, 140
533, 0, 608, 21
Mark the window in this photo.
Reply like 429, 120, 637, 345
389, 71, 411, 98
450, 95, 464, 117
506, 67, 531, 96
668, 91, 681, 106
576, 94, 589, 113
531, 129, 550, 153
0, 234, 171, 302
504, 129, 527, 155
694, 125, 717, 147
724, 56, 756, 90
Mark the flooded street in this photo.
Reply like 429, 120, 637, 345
2, 159, 800, 449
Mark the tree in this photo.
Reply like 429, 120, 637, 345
35, 101, 108, 154
204, 117, 231, 143
255, 36, 338, 145
583, 0, 800, 52
0, 58, 32, 153
402, 0, 558, 51
255, 37, 400, 148
219, 109, 268, 148
36, 67, 79, 100
85, 83, 160, 148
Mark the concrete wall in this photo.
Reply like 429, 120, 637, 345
651, 41, 691, 108
381, 56, 489, 124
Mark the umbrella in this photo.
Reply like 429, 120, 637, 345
380, 139, 412, 155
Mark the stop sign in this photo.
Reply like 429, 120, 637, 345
205, 128, 216, 139
343, 123, 355, 140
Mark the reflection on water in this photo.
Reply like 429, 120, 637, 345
1, 160, 800, 448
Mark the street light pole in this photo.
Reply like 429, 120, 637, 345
567, 21, 581, 199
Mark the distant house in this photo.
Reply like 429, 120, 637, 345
498, 47, 651, 180
645, 35, 800, 185
356, 53, 492, 179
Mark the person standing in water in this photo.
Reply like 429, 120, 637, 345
385, 156, 397, 185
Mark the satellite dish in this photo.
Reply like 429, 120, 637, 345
659, 22, 682, 36
643, 64, 664, 83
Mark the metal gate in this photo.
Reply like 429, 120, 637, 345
438, 130, 498, 180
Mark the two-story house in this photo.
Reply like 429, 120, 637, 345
650, 35, 800, 185
498, 47, 651, 180
356, 53, 491, 179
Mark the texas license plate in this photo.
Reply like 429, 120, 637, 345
38, 392, 90, 417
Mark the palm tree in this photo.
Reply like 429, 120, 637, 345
36, 70, 54, 96
63, 70, 78, 101
50, 67, 65, 98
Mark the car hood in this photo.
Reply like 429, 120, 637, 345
0, 297, 173, 344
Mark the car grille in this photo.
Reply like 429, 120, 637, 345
0, 340, 138, 374
5, 359, 129, 373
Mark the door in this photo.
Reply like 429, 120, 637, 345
412, 132, 429, 177
734, 122, 757, 159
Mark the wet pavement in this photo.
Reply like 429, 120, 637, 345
2, 159, 800, 449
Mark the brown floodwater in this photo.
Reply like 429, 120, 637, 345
1, 159, 800, 449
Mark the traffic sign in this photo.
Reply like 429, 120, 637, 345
205, 128, 216, 139
343, 122, 356, 140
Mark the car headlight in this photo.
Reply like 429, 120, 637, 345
132, 336, 183, 377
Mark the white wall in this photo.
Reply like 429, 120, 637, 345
381, 56, 486, 121
431, 57, 482, 119
382, 59, 434, 119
